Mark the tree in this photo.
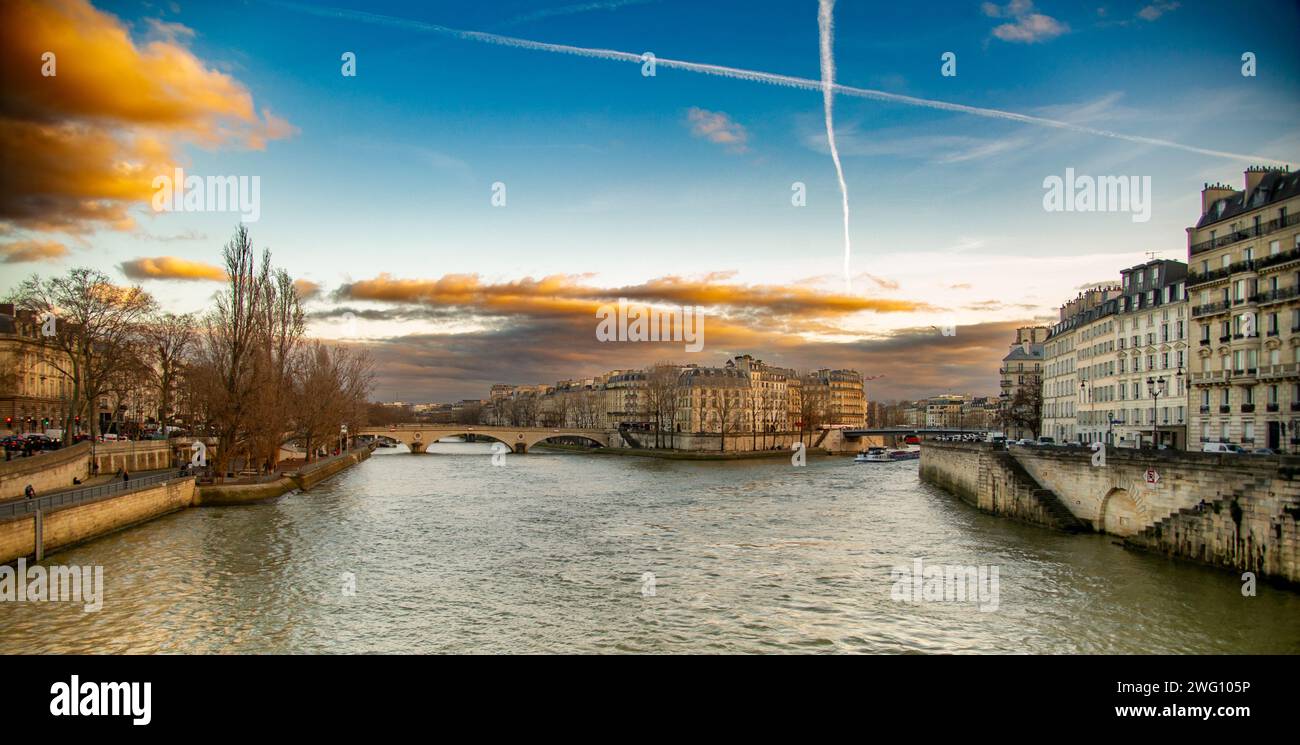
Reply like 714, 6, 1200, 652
1008, 386, 1044, 439
9, 269, 156, 444
141, 312, 197, 429
645, 363, 681, 449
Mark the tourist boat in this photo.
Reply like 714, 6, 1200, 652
888, 447, 920, 461
854, 447, 893, 463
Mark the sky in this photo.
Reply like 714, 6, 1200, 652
1, 0, 1298, 402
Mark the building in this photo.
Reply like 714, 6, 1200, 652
1000, 326, 1047, 440
0, 303, 73, 435
924, 394, 966, 429
1110, 260, 1189, 449
1187, 166, 1300, 452
804, 368, 867, 427
675, 365, 751, 436
1043, 291, 1118, 443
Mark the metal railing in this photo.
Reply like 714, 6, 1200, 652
1190, 212, 1300, 255
0, 470, 185, 522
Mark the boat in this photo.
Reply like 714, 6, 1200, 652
888, 447, 920, 461
854, 447, 893, 463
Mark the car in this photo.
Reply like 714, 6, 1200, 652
1, 435, 25, 450
1251, 448, 1278, 456
1036, 436, 1056, 446
1202, 442, 1247, 454
1013, 438, 1036, 446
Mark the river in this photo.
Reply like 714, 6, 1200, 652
2, 443, 1297, 654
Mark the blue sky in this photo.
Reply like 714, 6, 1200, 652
4, 0, 1299, 399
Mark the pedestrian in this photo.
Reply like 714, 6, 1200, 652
122, 469, 130, 483
24, 484, 35, 500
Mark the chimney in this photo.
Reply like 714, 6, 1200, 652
1201, 181, 1236, 216
1244, 165, 1291, 200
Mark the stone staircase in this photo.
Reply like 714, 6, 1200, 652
992, 450, 1090, 533
1125, 472, 1300, 583
617, 425, 645, 449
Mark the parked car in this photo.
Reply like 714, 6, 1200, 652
22, 433, 56, 450
1, 435, 25, 450
1036, 436, 1056, 446
1251, 448, 1278, 456
1202, 442, 1247, 454
1014, 438, 1036, 446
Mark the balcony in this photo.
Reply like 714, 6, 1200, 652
1189, 211, 1300, 256
1293, 402, 1300, 412
1219, 335, 1232, 343
1199, 338, 1211, 346
1251, 286, 1299, 306
1267, 403, 1280, 412
1241, 404, 1256, 413
1199, 405, 1211, 414
1255, 246, 1300, 271
1192, 301, 1231, 318
1219, 405, 1232, 414
1258, 363, 1300, 380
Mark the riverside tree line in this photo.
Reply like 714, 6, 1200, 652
7, 227, 374, 478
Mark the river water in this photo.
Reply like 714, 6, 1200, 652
2, 443, 1297, 654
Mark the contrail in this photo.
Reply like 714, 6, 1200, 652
272, 2, 1288, 167
267, 0, 1289, 166
818, 0, 852, 291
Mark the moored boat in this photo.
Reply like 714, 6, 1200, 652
854, 447, 892, 463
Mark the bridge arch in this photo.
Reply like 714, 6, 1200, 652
1099, 487, 1141, 536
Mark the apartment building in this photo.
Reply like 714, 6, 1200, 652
1001, 325, 1046, 440
1043, 289, 1120, 443
1187, 166, 1300, 451
1111, 260, 1189, 449
0, 303, 73, 434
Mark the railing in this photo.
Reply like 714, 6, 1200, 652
1252, 286, 1299, 305
1190, 211, 1300, 255
0, 471, 184, 522
1191, 300, 1231, 317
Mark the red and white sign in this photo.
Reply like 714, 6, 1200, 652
1144, 468, 1160, 485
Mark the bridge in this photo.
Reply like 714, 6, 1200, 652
843, 427, 993, 439
358, 424, 612, 454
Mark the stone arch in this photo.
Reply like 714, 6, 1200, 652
530, 434, 606, 449
1099, 487, 1140, 536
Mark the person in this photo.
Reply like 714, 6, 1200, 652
24, 484, 36, 499
122, 469, 130, 483
72, 477, 81, 485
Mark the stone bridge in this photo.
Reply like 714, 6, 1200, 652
358, 424, 612, 454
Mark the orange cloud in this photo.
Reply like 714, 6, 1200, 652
119, 256, 226, 281
293, 278, 322, 300
338, 273, 929, 321
0, 239, 69, 263
0, 0, 295, 235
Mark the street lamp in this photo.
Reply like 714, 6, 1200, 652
1146, 376, 1166, 449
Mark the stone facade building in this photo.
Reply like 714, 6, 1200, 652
1188, 166, 1300, 452
0, 303, 73, 435
1000, 325, 1046, 440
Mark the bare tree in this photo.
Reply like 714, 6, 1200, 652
9, 269, 156, 444
141, 312, 197, 429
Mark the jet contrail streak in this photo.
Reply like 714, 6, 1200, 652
268, 0, 1289, 166
818, 0, 853, 290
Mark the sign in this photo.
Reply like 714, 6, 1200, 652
1144, 468, 1160, 485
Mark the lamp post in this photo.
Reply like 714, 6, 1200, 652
1146, 376, 1165, 448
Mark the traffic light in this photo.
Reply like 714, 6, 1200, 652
3, 417, 10, 427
